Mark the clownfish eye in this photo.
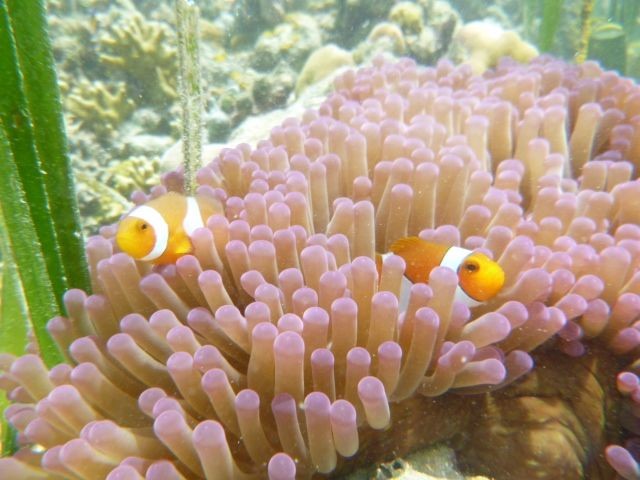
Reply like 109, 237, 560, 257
463, 260, 479, 273
139, 223, 149, 231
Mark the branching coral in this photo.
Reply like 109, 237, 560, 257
48, 14, 100, 75
103, 156, 160, 199
66, 79, 135, 141
98, 12, 177, 106
74, 170, 132, 236
73, 156, 160, 235
2, 57, 640, 479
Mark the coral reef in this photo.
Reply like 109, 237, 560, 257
2, 57, 640, 479
389, 2, 424, 34
103, 156, 160, 199
66, 79, 135, 141
334, 0, 396, 47
98, 11, 177, 107
227, 0, 290, 47
450, 20, 539, 74
74, 154, 161, 234
295, 44, 354, 96
48, 14, 101, 75
356, 22, 407, 62
47, 2, 180, 232
252, 65, 297, 111
47, 0, 485, 235
75, 170, 132, 235
250, 13, 322, 73
350, 1, 459, 71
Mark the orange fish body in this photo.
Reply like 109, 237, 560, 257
378, 236, 505, 308
116, 192, 223, 264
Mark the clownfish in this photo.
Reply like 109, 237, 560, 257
377, 236, 505, 309
116, 192, 223, 264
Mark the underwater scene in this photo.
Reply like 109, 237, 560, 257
2, 0, 640, 478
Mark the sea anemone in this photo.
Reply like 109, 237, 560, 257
2, 55, 640, 479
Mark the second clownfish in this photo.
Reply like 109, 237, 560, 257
377, 236, 505, 309
116, 192, 223, 264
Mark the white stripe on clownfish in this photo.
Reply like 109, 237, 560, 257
378, 238, 504, 309
379, 250, 481, 310
440, 246, 483, 308
116, 191, 224, 265
128, 205, 169, 262
183, 196, 204, 235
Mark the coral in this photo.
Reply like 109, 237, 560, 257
403, 28, 439, 65
228, 0, 291, 47
413, 0, 458, 61
48, 14, 100, 74
334, 0, 396, 47
74, 154, 160, 235
75, 170, 131, 235
216, 89, 254, 128
451, 20, 539, 74
199, 18, 227, 45
66, 79, 135, 141
103, 156, 160, 199
295, 44, 354, 96
48, 0, 111, 15
98, 12, 177, 106
3, 57, 640, 480
250, 13, 323, 73
389, 2, 424, 34
204, 106, 233, 143
353, 1, 458, 66
252, 64, 297, 111
355, 22, 407, 62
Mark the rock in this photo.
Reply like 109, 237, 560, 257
252, 64, 297, 111
160, 64, 350, 171
121, 134, 174, 157
250, 13, 322, 72
204, 108, 232, 143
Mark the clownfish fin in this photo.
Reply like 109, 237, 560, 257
388, 236, 449, 284
389, 236, 424, 255
175, 236, 193, 255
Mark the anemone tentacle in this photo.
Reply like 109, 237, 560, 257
1, 56, 640, 479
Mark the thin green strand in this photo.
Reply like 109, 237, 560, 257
176, 0, 203, 196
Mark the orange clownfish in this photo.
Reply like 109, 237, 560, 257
116, 192, 223, 264
378, 236, 505, 309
